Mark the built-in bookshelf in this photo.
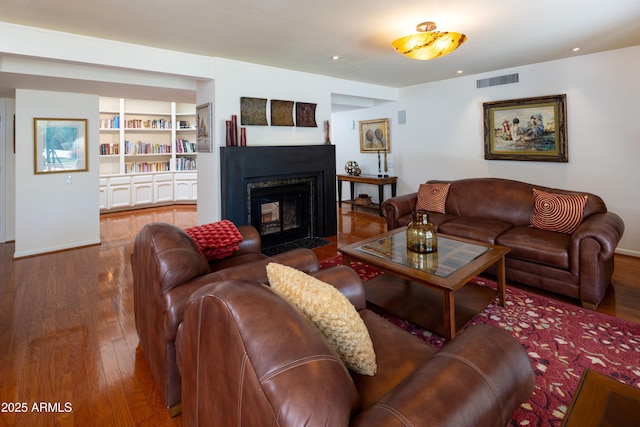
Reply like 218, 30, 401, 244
99, 97, 198, 211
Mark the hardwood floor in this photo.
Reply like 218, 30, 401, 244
0, 204, 638, 426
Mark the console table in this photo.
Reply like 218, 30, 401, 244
337, 174, 397, 216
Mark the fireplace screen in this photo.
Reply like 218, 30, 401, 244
250, 182, 312, 247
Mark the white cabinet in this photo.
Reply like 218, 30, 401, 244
99, 173, 196, 212
132, 175, 154, 206
175, 173, 197, 201
154, 174, 175, 203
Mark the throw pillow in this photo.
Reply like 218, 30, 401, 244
266, 263, 377, 376
416, 183, 450, 214
530, 188, 588, 234
185, 220, 243, 260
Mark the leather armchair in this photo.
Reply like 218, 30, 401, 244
176, 265, 535, 426
131, 222, 320, 414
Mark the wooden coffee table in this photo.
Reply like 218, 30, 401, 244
561, 369, 640, 426
339, 228, 510, 341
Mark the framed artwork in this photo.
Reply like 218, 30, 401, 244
359, 118, 390, 153
33, 118, 88, 174
295, 102, 317, 127
196, 102, 212, 152
240, 97, 268, 125
483, 94, 568, 162
271, 100, 294, 126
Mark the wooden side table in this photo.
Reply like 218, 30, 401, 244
561, 369, 640, 426
336, 174, 397, 216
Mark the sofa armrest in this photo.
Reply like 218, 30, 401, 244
571, 212, 625, 260
352, 324, 535, 427
381, 192, 418, 230
234, 224, 262, 255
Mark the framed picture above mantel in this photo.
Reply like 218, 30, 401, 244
483, 94, 568, 162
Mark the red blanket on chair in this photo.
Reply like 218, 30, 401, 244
185, 220, 243, 261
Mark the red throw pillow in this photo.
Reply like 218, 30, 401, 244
185, 220, 243, 260
530, 189, 588, 234
416, 183, 450, 214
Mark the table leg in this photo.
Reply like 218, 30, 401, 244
349, 182, 355, 203
337, 179, 342, 207
377, 184, 384, 216
443, 291, 455, 341
496, 255, 506, 307
391, 182, 397, 197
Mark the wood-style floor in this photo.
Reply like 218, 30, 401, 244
0, 204, 638, 426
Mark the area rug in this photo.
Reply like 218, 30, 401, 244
261, 237, 332, 256
320, 255, 640, 427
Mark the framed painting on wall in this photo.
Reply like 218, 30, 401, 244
483, 94, 568, 162
33, 118, 88, 174
359, 118, 390, 153
196, 102, 212, 152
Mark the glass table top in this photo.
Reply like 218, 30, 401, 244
355, 231, 490, 278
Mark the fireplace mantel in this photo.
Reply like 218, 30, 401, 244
220, 145, 337, 239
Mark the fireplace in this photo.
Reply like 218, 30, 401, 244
220, 145, 336, 249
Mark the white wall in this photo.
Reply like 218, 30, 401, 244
1, 98, 16, 242
14, 89, 100, 257
196, 58, 334, 223
331, 46, 640, 256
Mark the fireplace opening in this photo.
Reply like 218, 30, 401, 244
250, 183, 313, 249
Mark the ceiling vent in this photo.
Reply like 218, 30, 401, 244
476, 73, 519, 89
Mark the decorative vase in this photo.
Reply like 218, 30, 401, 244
225, 121, 233, 146
406, 210, 437, 253
240, 127, 247, 146
231, 115, 238, 146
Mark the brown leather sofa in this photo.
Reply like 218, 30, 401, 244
176, 265, 536, 427
131, 222, 320, 414
381, 178, 625, 309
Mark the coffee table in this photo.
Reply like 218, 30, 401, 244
339, 228, 510, 341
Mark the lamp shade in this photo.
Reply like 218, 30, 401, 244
392, 23, 467, 60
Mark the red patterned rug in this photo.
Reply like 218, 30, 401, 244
320, 255, 640, 427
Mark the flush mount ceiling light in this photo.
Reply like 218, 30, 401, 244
392, 21, 467, 60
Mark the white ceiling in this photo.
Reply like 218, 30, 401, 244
1, 0, 639, 90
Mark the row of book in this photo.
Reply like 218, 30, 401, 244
126, 119, 172, 129
176, 157, 197, 171
100, 143, 120, 155
125, 140, 172, 155
101, 116, 120, 129
176, 138, 197, 153
124, 161, 170, 174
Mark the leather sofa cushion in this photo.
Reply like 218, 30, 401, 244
438, 217, 513, 244
352, 310, 436, 410
497, 226, 571, 269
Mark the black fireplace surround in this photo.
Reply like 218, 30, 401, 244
220, 145, 337, 246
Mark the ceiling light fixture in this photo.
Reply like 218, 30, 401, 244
392, 21, 467, 60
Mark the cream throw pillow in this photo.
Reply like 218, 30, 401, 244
266, 263, 377, 376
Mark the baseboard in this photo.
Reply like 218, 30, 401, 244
616, 248, 640, 258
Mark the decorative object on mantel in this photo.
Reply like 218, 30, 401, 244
240, 97, 268, 126
391, 21, 467, 61
240, 127, 247, 146
324, 120, 331, 144
344, 161, 361, 176
295, 102, 317, 127
483, 94, 568, 162
271, 100, 294, 126
196, 102, 213, 152
359, 118, 390, 153
225, 114, 239, 147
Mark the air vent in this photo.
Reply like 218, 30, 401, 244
476, 73, 519, 89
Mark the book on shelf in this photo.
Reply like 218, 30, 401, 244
126, 119, 172, 129
124, 140, 172, 155
176, 138, 197, 153
100, 116, 120, 129
176, 157, 197, 171
124, 161, 171, 174
100, 143, 120, 155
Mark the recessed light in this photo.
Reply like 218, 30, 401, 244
331, 55, 341, 60
457, 70, 464, 74
572, 47, 580, 52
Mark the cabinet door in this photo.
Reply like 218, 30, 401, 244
109, 185, 131, 209
154, 175, 174, 203
175, 173, 197, 201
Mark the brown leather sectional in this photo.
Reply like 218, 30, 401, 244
175, 267, 535, 426
381, 177, 625, 309
132, 222, 321, 413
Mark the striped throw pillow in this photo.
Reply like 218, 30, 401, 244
416, 183, 450, 214
530, 189, 588, 234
